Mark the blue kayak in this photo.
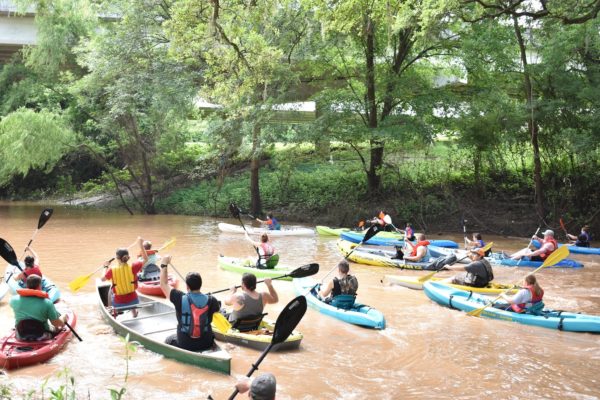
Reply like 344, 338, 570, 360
293, 277, 385, 329
532, 240, 600, 256
340, 231, 458, 248
487, 253, 583, 269
424, 281, 600, 333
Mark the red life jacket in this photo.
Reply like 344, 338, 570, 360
540, 237, 558, 259
16, 288, 49, 299
260, 242, 275, 259
511, 285, 544, 313
410, 240, 430, 257
24, 266, 43, 278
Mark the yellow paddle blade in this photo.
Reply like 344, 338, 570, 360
212, 312, 232, 333
417, 242, 495, 283
68, 273, 94, 292
158, 237, 176, 252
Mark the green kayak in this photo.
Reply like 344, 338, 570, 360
217, 256, 293, 280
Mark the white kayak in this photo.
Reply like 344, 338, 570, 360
218, 222, 314, 236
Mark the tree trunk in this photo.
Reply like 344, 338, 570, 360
250, 123, 262, 215
364, 15, 382, 193
513, 17, 544, 218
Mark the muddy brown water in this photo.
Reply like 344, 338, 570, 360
0, 202, 599, 399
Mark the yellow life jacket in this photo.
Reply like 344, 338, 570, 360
111, 262, 136, 296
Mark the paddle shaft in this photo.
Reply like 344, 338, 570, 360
210, 274, 287, 295
65, 321, 82, 342
462, 219, 468, 249
227, 343, 274, 400
516, 227, 540, 267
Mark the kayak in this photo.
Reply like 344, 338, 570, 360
532, 239, 600, 256
340, 231, 458, 248
316, 226, 405, 239
337, 239, 436, 270
3, 264, 61, 303
218, 255, 293, 280
137, 274, 179, 297
0, 310, 76, 370
382, 275, 519, 295
218, 222, 314, 236
97, 281, 231, 374
427, 246, 584, 269
212, 317, 303, 351
424, 281, 600, 333
293, 277, 385, 329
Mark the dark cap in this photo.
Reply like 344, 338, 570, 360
250, 373, 276, 400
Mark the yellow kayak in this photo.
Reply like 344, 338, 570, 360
382, 275, 519, 295
212, 316, 303, 351
337, 239, 433, 269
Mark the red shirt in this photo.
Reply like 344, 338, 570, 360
24, 265, 43, 278
104, 261, 143, 304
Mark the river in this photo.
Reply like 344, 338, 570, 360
0, 203, 599, 399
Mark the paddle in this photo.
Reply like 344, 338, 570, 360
68, 237, 177, 292
209, 263, 319, 295
64, 319, 82, 342
462, 218, 468, 249
226, 295, 307, 400
516, 227, 540, 267
417, 242, 494, 283
467, 245, 569, 317
559, 218, 570, 239
229, 203, 250, 234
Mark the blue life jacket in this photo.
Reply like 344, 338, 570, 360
180, 293, 210, 339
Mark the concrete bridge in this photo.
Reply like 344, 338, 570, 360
0, 1, 36, 63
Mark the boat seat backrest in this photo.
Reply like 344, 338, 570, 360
16, 319, 46, 341
231, 313, 267, 332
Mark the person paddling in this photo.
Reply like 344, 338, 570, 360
498, 274, 544, 315
256, 213, 281, 230
137, 239, 161, 280
567, 225, 591, 248
318, 260, 358, 309
101, 240, 144, 317
244, 232, 278, 269
223, 273, 278, 330
403, 233, 431, 262
510, 230, 557, 261
465, 233, 491, 256
443, 248, 494, 288
13, 246, 43, 283
159, 255, 221, 352
235, 373, 277, 400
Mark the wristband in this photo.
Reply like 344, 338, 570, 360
160, 264, 168, 269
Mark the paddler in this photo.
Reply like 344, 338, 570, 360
319, 260, 358, 309
13, 246, 43, 283
223, 272, 279, 329
442, 248, 494, 288
510, 230, 557, 261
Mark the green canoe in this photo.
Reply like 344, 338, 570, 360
218, 256, 293, 280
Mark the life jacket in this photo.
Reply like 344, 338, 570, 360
511, 285, 544, 314
16, 288, 49, 299
259, 242, 275, 258
267, 217, 281, 230
539, 237, 558, 259
111, 262, 137, 296
410, 240, 430, 257
575, 232, 591, 247
179, 293, 210, 339
332, 275, 358, 296
405, 227, 414, 238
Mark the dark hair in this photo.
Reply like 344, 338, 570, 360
185, 272, 202, 291
474, 233, 482, 240
261, 233, 269, 243
116, 248, 129, 262
26, 274, 42, 289
337, 260, 350, 274
24, 256, 35, 268
267, 213, 273, 219
242, 273, 257, 291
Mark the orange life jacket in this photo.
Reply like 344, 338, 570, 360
511, 285, 544, 313
540, 237, 558, 259
16, 288, 49, 299
410, 240, 430, 257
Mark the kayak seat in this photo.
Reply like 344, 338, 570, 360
232, 313, 267, 332
138, 264, 160, 281
330, 294, 357, 310
16, 319, 50, 341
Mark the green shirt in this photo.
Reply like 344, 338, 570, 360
10, 294, 60, 331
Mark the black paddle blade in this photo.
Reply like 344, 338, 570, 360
272, 295, 307, 345
362, 223, 381, 243
288, 263, 319, 278
38, 208, 54, 229
0, 238, 20, 267
228, 203, 241, 218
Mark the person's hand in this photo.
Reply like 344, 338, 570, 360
230, 286, 237, 293
103, 259, 112, 267
161, 255, 172, 265
264, 278, 272, 286
235, 377, 251, 394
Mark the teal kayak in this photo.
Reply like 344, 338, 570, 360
532, 239, 600, 256
217, 256, 293, 280
424, 281, 600, 333
293, 277, 385, 329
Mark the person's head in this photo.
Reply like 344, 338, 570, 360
24, 256, 35, 268
469, 248, 485, 259
337, 259, 350, 274
582, 225, 590, 233
524, 274, 543, 296
242, 273, 257, 291
416, 233, 426, 241
473, 232, 482, 241
260, 233, 269, 243
143, 240, 152, 250
185, 272, 203, 291
249, 373, 276, 400
116, 248, 130, 263
266, 213, 273, 219
542, 229, 554, 237
26, 274, 42, 290
406, 222, 412, 228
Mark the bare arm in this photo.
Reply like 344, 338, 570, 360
262, 278, 279, 305
404, 246, 427, 262
444, 263, 466, 272
530, 242, 553, 257
138, 237, 148, 263
159, 255, 173, 298
223, 287, 238, 306
319, 280, 334, 298
244, 232, 260, 247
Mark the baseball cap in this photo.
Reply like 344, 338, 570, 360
250, 373, 276, 400
542, 229, 554, 236
470, 248, 485, 257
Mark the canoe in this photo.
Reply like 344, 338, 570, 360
382, 275, 519, 295
212, 318, 303, 351
137, 274, 179, 297
218, 222, 314, 236
97, 281, 231, 374
3, 264, 61, 303
532, 239, 600, 256
0, 310, 76, 370
427, 246, 584, 269
293, 277, 385, 329
340, 231, 458, 248
424, 281, 600, 333
218, 255, 293, 280
337, 239, 435, 270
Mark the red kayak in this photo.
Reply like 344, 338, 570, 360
0, 310, 76, 370
137, 275, 178, 297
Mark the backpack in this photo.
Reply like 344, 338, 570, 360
180, 293, 210, 339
